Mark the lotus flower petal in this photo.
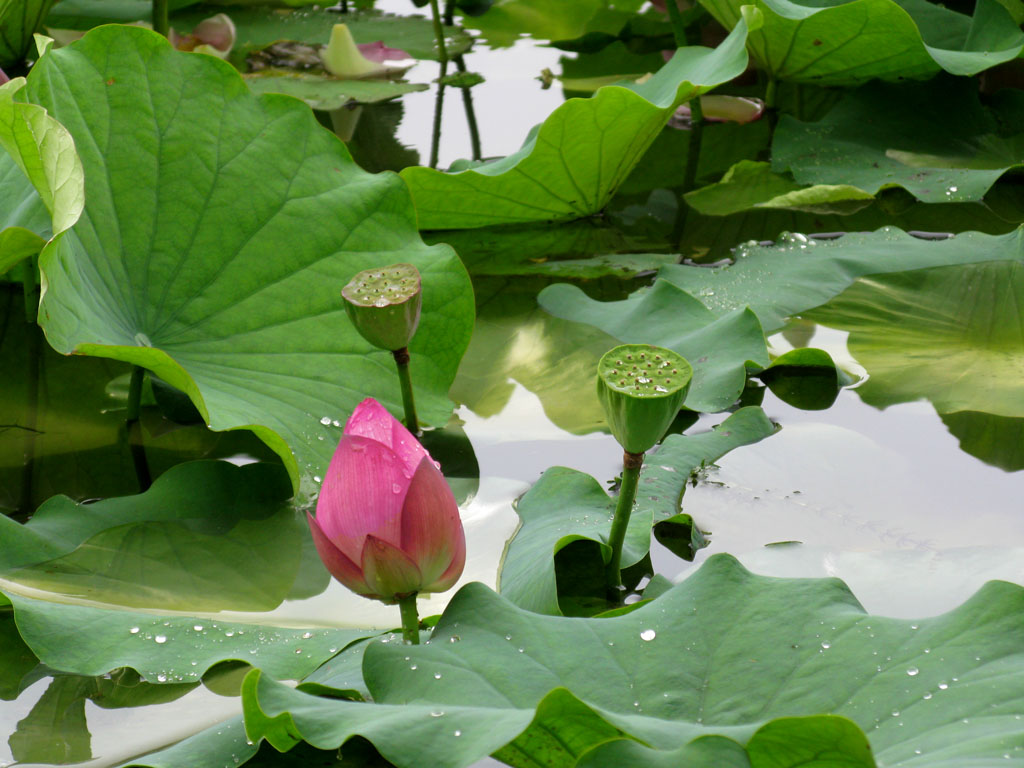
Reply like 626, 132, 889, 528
192, 13, 235, 53
308, 398, 465, 604
307, 512, 371, 596
315, 434, 408, 560
344, 397, 430, 478
0, 67, 8, 86
357, 41, 410, 63
361, 535, 423, 601
400, 457, 464, 587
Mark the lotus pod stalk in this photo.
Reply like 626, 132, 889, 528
342, 264, 422, 433
597, 344, 693, 597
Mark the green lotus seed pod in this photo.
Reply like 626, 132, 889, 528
342, 264, 422, 351
596, 344, 693, 454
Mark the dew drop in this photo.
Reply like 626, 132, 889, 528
434, 673, 442, 679
392, 483, 402, 494
907, 666, 919, 676
820, 642, 831, 649
410, 664, 418, 670
225, 631, 235, 638
129, 627, 140, 634
154, 635, 167, 644
193, 625, 204, 632
156, 674, 167, 682
320, 416, 332, 425
640, 629, 656, 641
453, 730, 462, 737
938, 682, 949, 690
301, 632, 313, 639
430, 711, 444, 717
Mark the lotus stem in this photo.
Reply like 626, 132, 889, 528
19, 258, 37, 323
427, 0, 450, 169
605, 450, 644, 599
152, 0, 169, 37
126, 365, 152, 491
18, 305, 41, 520
455, 55, 482, 161
428, 0, 450, 64
392, 347, 420, 434
430, 70, 447, 169
398, 593, 421, 644
664, 0, 689, 47
682, 95, 705, 194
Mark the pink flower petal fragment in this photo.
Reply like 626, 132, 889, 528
361, 535, 423, 602
315, 434, 408, 560
0, 67, 9, 86
400, 457, 465, 589
307, 513, 371, 596
357, 41, 410, 63
344, 397, 430, 478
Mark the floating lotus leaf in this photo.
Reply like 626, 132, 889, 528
698, 0, 1024, 85
242, 554, 1024, 768
773, 77, 1024, 205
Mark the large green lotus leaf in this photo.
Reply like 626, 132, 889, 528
0, 460, 323, 611
3, 588, 372, 683
0, 0, 56, 67
111, 716, 259, 768
245, 668, 868, 768
804, 262, 1024, 420
699, 0, 1024, 85
0, 288, 281, 517
244, 554, 1024, 767
0, 77, 82, 273
243, 72, 427, 111
431, 223, 676, 278
461, 0, 645, 47
400, 13, 758, 230
167, 6, 473, 61
684, 160, 874, 217
20, 26, 473, 493
942, 411, 1024, 472
577, 718, 875, 768
500, 408, 776, 615
656, 227, 1024, 335
773, 78, 1024, 205
539, 279, 771, 413
613, 186, 1024, 265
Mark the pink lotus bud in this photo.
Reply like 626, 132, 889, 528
0, 67, 9, 86
307, 398, 465, 604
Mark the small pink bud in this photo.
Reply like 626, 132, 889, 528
308, 398, 465, 604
